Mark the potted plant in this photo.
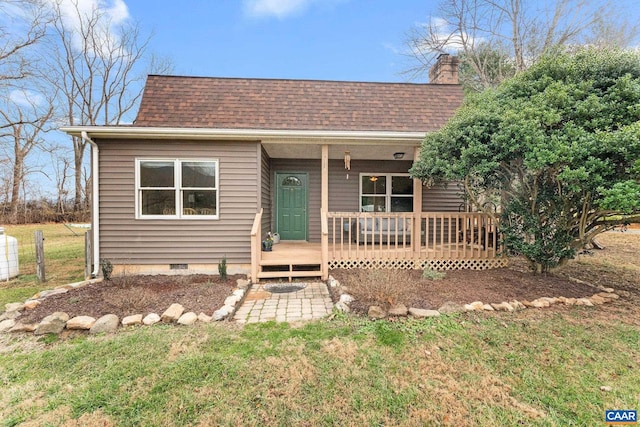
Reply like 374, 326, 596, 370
262, 232, 274, 251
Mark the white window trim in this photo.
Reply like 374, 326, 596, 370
135, 158, 219, 220
359, 173, 413, 212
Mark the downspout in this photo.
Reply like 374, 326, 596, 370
81, 131, 100, 278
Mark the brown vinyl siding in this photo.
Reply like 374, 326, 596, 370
271, 158, 464, 242
98, 139, 259, 265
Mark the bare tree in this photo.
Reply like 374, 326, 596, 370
0, 91, 55, 223
405, 0, 640, 89
45, 0, 152, 212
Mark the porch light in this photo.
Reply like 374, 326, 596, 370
393, 152, 405, 160
344, 151, 351, 170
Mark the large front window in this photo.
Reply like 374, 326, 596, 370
137, 159, 218, 219
360, 174, 413, 212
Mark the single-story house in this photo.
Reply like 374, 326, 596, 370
62, 54, 505, 282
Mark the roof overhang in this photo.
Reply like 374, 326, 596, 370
59, 126, 426, 145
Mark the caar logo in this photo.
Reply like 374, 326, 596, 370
606, 410, 637, 425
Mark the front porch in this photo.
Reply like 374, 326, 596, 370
251, 210, 506, 282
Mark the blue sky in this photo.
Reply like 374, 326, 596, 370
127, 0, 437, 82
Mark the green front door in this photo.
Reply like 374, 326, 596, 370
276, 172, 308, 241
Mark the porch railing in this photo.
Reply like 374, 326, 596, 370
250, 208, 263, 282
324, 211, 501, 265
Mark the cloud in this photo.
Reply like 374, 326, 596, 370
243, 0, 346, 19
243, 0, 312, 18
9, 89, 45, 108
45, 0, 131, 55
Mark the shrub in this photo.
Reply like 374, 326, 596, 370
218, 256, 227, 280
100, 258, 113, 280
422, 268, 446, 280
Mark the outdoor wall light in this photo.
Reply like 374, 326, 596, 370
393, 152, 405, 159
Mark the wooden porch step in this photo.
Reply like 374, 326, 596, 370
259, 259, 321, 267
257, 270, 323, 279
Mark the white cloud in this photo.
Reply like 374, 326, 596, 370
244, 0, 312, 18
243, 0, 346, 19
9, 89, 45, 108
45, 0, 131, 55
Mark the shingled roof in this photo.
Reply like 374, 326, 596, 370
134, 76, 464, 133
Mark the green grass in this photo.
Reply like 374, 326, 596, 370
0, 224, 85, 307
1, 311, 638, 426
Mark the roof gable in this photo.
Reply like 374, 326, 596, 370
134, 76, 463, 133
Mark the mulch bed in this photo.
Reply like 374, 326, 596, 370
330, 262, 603, 315
18, 275, 239, 324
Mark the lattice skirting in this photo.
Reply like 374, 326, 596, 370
328, 258, 508, 271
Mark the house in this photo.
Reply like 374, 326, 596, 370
62, 54, 505, 282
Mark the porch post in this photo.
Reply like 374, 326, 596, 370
321, 145, 329, 279
321, 145, 329, 212
413, 146, 423, 262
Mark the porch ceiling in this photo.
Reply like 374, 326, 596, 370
262, 142, 419, 161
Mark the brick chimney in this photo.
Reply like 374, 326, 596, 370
428, 53, 460, 84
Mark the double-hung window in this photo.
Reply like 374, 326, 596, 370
136, 159, 219, 219
360, 173, 413, 212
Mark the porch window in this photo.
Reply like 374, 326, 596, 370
360, 174, 413, 212
136, 159, 218, 219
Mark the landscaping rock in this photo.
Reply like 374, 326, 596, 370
589, 295, 606, 305
24, 300, 41, 310
600, 385, 613, 392
596, 292, 619, 300
564, 298, 577, 305
509, 300, 526, 310
161, 303, 185, 322
327, 275, 340, 287
213, 307, 230, 321
482, 304, 495, 311
531, 299, 550, 308
338, 294, 354, 305
122, 314, 143, 326
602, 287, 615, 293
468, 301, 484, 311
223, 295, 240, 307
575, 298, 594, 307
0, 310, 20, 322
177, 312, 198, 325
0, 319, 16, 332
198, 313, 212, 323
236, 278, 251, 289
388, 304, 408, 316
491, 302, 514, 312
368, 305, 386, 319
409, 308, 440, 318
9, 322, 37, 333
438, 301, 464, 314
143, 313, 161, 326
90, 314, 119, 334
232, 289, 245, 298
334, 301, 351, 313
539, 297, 558, 305
35, 288, 68, 299
5, 302, 24, 312
66, 316, 96, 330
34, 312, 69, 335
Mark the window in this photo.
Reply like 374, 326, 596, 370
360, 174, 413, 212
136, 159, 218, 219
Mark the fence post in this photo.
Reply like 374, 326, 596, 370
84, 230, 92, 279
35, 230, 45, 282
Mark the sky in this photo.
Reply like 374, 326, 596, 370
126, 0, 439, 82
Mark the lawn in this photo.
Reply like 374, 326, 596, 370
0, 231, 639, 426
0, 224, 86, 307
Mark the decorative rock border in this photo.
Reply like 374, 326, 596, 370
326, 275, 622, 320
0, 277, 252, 336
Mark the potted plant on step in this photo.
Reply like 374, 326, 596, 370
262, 232, 274, 251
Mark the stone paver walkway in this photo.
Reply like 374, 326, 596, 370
233, 282, 333, 324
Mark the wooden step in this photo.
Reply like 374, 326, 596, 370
257, 270, 323, 280
259, 259, 321, 267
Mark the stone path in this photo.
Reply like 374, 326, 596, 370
233, 282, 333, 324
